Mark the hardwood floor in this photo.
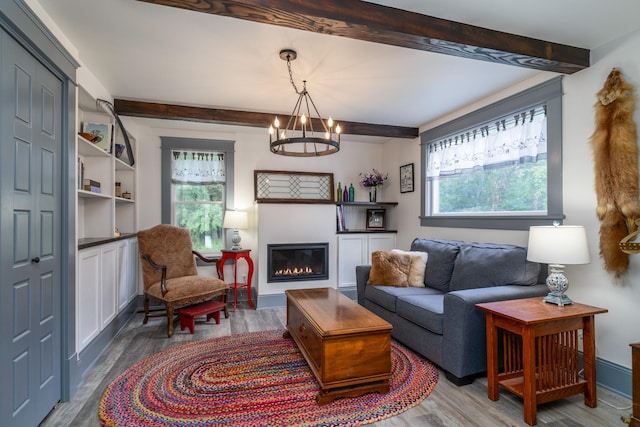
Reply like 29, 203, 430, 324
41, 303, 631, 426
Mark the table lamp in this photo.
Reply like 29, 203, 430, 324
526, 224, 590, 306
223, 210, 248, 250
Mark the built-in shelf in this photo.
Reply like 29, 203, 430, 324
335, 201, 398, 233
336, 202, 398, 207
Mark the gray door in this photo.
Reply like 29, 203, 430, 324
0, 28, 62, 426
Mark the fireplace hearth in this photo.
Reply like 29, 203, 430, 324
267, 243, 329, 282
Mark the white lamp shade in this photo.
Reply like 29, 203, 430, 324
527, 225, 591, 265
223, 210, 248, 230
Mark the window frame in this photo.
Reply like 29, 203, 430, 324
161, 137, 235, 251
420, 76, 564, 230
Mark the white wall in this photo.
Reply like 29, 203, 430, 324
390, 29, 640, 370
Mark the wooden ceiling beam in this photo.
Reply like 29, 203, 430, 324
113, 99, 419, 139
136, 0, 589, 74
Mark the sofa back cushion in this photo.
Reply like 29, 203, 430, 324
409, 238, 462, 293
449, 242, 541, 291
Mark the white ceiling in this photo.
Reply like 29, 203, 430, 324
36, 0, 640, 137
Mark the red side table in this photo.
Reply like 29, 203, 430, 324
219, 249, 255, 311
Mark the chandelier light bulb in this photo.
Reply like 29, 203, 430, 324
336, 124, 341, 134
269, 125, 274, 134
301, 114, 306, 124
327, 117, 333, 127
274, 117, 280, 128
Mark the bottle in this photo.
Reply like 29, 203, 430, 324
337, 182, 342, 202
343, 185, 348, 202
348, 183, 355, 202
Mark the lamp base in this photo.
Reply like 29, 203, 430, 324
544, 264, 572, 307
231, 230, 242, 251
543, 292, 573, 306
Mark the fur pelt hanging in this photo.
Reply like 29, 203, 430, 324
589, 68, 640, 277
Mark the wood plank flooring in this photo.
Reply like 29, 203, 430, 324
41, 303, 631, 426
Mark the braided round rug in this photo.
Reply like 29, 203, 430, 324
99, 329, 438, 426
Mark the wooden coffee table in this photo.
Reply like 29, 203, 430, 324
284, 287, 392, 404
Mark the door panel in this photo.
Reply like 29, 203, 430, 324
0, 28, 62, 427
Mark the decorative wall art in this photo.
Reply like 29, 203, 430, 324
400, 163, 414, 193
254, 170, 334, 203
589, 68, 640, 277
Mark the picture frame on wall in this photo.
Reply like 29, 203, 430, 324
400, 163, 414, 193
82, 122, 112, 152
366, 209, 386, 230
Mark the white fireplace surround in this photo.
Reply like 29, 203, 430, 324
257, 204, 337, 308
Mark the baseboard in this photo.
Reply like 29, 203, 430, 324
594, 356, 632, 399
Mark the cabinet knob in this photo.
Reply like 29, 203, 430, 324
31, 256, 40, 264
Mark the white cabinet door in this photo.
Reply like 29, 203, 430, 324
100, 243, 118, 328
367, 233, 396, 254
77, 248, 101, 352
116, 240, 128, 311
127, 238, 139, 302
337, 234, 368, 287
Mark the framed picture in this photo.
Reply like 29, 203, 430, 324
82, 122, 112, 152
400, 163, 414, 193
366, 209, 386, 230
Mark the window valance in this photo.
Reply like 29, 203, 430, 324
171, 150, 225, 184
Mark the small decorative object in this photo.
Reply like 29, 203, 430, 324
78, 131, 100, 143
348, 183, 355, 202
115, 144, 125, 159
114, 228, 121, 238
223, 210, 248, 250
122, 191, 132, 199
342, 185, 348, 202
82, 122, 112, 152
254, 170, 334, 203
360, 169, 388, 203
115, 182, 122, 198
526, 223, 591, 306
337, 182, 342, 202
366, 209, 386, 229
400, 163, 414, 193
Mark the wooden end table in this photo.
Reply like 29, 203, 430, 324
284, 287, 392, 404
476, 297, 607, 426
219, 249, 254, 311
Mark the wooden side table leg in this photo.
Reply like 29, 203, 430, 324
486, 313, 500, 401
522, 327, 537, 426
245, 254, 255, 308
583, 315, 598, 407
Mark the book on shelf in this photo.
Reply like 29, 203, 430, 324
83, 185, 102, 193
83, 178, 101, 188
336, 205, 346, 232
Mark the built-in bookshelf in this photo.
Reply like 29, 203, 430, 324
335, 202, 398, 234
77, 86, 137, 240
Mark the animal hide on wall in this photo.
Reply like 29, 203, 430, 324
589, 68, 640, 277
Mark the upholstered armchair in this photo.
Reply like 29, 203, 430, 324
137, 224, 229, 337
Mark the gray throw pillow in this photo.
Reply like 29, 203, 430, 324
409, 238, 462, 293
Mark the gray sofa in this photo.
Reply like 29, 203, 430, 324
356, 238, 548, 385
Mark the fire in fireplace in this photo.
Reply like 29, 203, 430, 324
267, 243, 329, 282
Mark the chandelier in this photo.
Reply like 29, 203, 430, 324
269, 49, 341, 156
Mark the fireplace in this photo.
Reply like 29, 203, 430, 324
267, 243, 329, 282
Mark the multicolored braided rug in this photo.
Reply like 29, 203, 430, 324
99, 329, 438, 426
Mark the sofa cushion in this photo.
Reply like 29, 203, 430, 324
396, 293, 444, 334
367, 250, 411, 287
391, 249, 428, 287
449, 242, 541, 291
409, 238, 462, 293
364, 285, 433, 312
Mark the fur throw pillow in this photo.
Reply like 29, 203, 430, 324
391, 249, 428, 287
367, 250, 411, 287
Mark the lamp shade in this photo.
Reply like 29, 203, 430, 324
223, 210, 248, 230
526, 225, 591, 265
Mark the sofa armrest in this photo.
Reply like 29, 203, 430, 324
356, 265, 372, 306
441, 284, 548, 379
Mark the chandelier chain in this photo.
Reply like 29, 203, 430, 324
286, 56, 304, 95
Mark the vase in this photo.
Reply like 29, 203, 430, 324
369, 187, 377, 202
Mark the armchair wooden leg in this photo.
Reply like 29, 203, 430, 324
166, 305, 175, 338
143, 296, 150, 325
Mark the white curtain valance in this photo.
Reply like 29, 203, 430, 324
171, 150, 225, 184
426, 106, 547, 178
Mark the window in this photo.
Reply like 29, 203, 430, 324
420, 77, 564, 230
161, 138, 235, 253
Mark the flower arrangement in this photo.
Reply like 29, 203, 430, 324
359, 169, 388, 187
